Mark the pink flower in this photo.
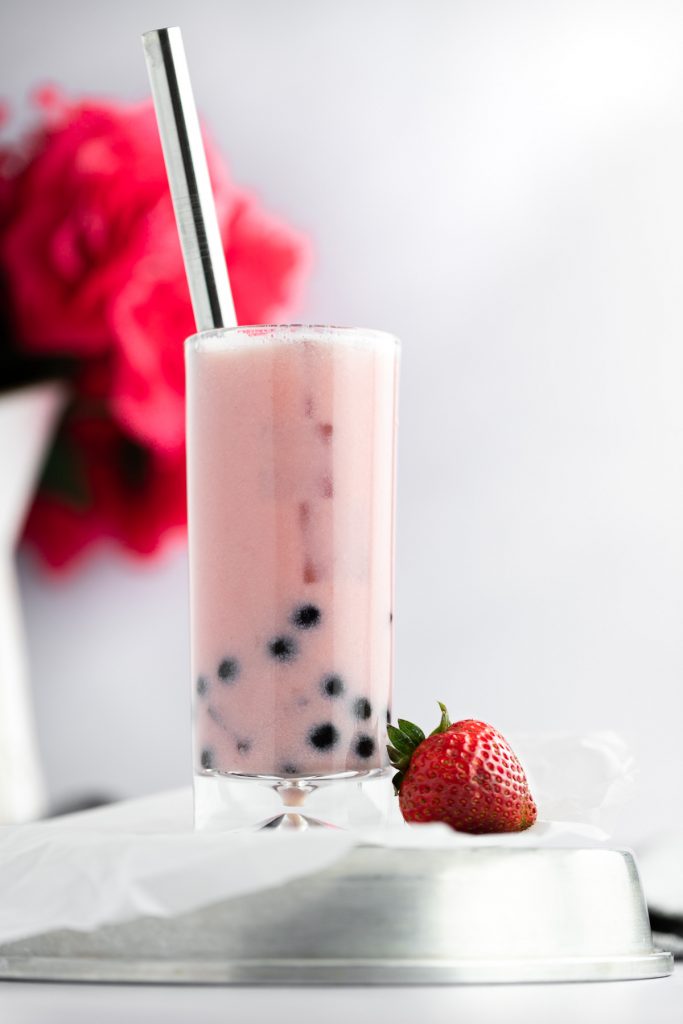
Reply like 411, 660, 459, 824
0, 89, 312, 567
23, 412, 188, 569
2, 96, 168, 354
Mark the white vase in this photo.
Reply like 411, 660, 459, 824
0, 382, 64, 823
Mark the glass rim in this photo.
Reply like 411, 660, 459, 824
185, 323, 401, 351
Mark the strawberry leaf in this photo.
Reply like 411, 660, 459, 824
429, 701, 451, 736
387, 725, 414, 756
386, 745, 412, 773
397, 719, 425, 746
387, 704, 454, 797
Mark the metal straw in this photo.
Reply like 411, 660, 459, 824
141, 26, 236, 332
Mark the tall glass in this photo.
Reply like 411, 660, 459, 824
186, 325, 399, 829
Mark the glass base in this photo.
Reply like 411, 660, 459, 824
194, 767, 391, 831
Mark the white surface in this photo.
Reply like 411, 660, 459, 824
0, 792, 678, 1023
2, 0, 683, 843
0, 788, 354, 946
0, 971, 681, 1024
0, 782, 613, 946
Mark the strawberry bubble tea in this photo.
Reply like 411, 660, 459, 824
187, 325, 399, 814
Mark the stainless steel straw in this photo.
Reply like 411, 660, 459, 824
141, 26, 236, 332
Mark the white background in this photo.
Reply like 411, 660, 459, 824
3, 0, 683, 844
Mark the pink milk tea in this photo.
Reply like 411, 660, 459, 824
186, 325, 399, 781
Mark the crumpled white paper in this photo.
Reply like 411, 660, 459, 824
0, 732, 633, 947
511, 730, 637, 829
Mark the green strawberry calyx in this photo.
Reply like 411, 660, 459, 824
387, 701, 451, 794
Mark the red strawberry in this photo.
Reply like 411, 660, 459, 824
387, 704, 537, 833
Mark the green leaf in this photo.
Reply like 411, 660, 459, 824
39, 427, 90, 510
397, 719, 425, 746
386, 748, 411, 772
429, 701, 452, 736
387, 725, 414, 756
392, 771, 404, 794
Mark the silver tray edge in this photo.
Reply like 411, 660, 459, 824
0, 951, 673, 986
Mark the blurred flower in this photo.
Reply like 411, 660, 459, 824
0, 88, 311, 569
22, 410, 188, 567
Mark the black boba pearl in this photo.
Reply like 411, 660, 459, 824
200, 748, 214, 770
196, 675, 209, 697
268, 636, 299, 662
217, 657, 240, 683
320, 674, 345, 698
309, 722, 339, 751
236, 739, 251, 755
386, 708, 392, 725
281, 763, 299, 776
355, 735, 376, 759
291, 603, 322, 630
353, 697, 372, 721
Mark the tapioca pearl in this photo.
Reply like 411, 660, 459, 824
354, 735, 376, 759
200, 748, 215, 770
386, 708, 392, 725
320, 674, 345, 698
318, 422, 333, 442
321, 475, 334, 498
309, 722, 339, 751
298, 501, 311, 529
389, 612, 393, 624
353, 697, 372, 721
291, 603, 322, 630
267, 635, 299, 662
217, 657, 240, 683
236, 739, 252, 755
303, 560, 319, 584
281, 763, 299, 776
196, 675, 209, 697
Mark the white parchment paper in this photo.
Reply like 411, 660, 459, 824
0, 732, 633, 945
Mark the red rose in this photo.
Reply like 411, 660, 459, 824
0, 89, 312, 568
22, 414, 188, 568
1, 96, 171, 355
107, 190, 309, 454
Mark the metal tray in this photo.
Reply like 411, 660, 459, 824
0, 846, 673, 985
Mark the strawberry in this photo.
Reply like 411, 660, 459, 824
387, 703, 537, 833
